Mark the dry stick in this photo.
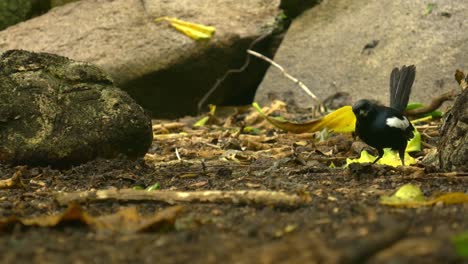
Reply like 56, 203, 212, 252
421, 141, 436, 149
246, 49, 318, 101
405, 171, 468, 178
405, 90, 457, 117
55, 189, 312, 207
152, 122, 186, 131
175, 148, 182, 161
429, 172, 468, 177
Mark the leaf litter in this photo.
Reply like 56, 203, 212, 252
0, 99, 466, 263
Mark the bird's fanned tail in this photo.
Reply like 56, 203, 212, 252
389, 65, 416, 112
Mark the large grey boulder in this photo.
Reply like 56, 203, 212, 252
255, 0, 468, 108
0, 50, 152, 167
0, 0, 281, 117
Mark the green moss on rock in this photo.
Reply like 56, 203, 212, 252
0, 50, 152, 167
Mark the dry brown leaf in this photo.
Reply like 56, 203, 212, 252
0, 166, 26, 189
0, 204, 184, 234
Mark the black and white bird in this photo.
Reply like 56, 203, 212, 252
352, 65, 416, 166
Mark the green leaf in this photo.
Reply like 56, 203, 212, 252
406, 102, 444, 118
429, 110, 443, 118
452, 232, 468, 258
406, 103, 424, 111
426, 3, 436, 14
146, 183, 161, 191
243, 126, 261, 135
278, 11, 288, 21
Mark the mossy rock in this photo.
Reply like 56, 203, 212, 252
0, 50, 152, 167
0, 0, 50, 31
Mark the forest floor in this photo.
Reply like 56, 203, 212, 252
0, 103, 466, 264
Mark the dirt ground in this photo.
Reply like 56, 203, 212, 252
0, 107, 467, 264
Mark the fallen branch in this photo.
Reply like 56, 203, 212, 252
405, 90, 457, 117
152, 122, 186, 131
0, 166, 26, 189
55, 189, 312, 207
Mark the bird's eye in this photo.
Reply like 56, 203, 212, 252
359, 109, 368, 116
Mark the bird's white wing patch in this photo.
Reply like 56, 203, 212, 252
386, 116, 410, 130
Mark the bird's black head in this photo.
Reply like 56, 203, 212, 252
352, 99, 376, 119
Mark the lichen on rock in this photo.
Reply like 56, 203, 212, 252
0, 50, 152, 167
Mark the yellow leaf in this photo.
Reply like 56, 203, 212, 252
193, 105, 216, 127
193, 116, 210, 127
346, 150, 377, 164
430, 193, 468, 205
346, 149, 416, 167
156, 17, 215, 40
380, 184, 427, 207
252, 103, 355, 133
393, 184, 425, 201
311, 106, 356, 133
411, 115, 432, 124
380, 184, 468, 208
406, 128, 421, 152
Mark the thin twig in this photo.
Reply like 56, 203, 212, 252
175, 148, 182, 161
428, 172, 468, 177
247, 49, 318, 101
421, 141, 436, 149
197, 33, 272, 114
152, 122, 186, 131
414, 125, 439, 129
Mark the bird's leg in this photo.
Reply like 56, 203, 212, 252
398, 148, 406, 166
372, 148, 384, 164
